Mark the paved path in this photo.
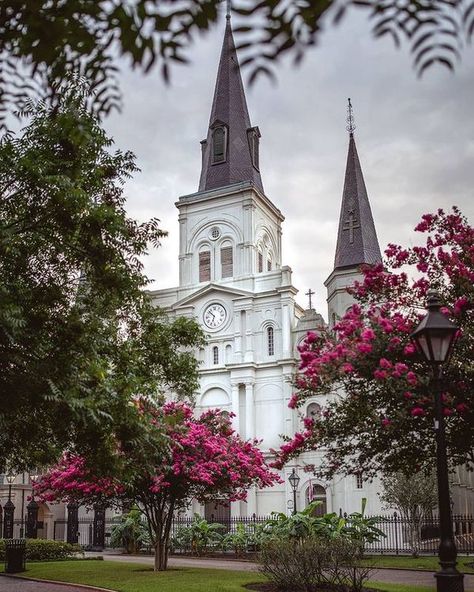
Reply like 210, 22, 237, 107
0, 574, 109, 592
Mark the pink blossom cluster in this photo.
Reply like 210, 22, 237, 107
276, 208, 473, 466
34, 403, 281, 507
34, 453, 123, 504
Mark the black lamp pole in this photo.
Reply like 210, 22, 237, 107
3, 474, 16, 539
288, 469, 300, 516
411, 290, 464, 592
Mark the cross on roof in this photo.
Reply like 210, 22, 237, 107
305, 288, 315, 310
343, 210, 360, 244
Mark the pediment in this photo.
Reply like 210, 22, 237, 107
173, 283, 252, 309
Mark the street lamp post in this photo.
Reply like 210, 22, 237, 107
3, 474, 16, 539
410, 289, 464, 592
26, 472, 40, 539
288, 468, 300, 516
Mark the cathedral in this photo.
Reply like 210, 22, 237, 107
150, 12, 387, 518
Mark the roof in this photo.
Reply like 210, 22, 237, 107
198, 16, 264, 193
333, 133, 382, 270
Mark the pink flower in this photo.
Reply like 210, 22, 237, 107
288, 393, 299, 409
403, 391, 414, 400
361, 328, 376, 341
453, 296, 469, 315
443, 407, 453, 417
379, 358, 392, 369
456, 403, 468, 414
403, 343, 416, 356
381, 418, 392, 427
406, 371, 418, 386
341, 363, 354, 374
411, 407, 425, 417
374, 369, 388, 380
306, 331, 318, 344
357, 342, 373, 354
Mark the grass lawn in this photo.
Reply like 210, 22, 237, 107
362, 555, 474, 574
0, 560, 438, 592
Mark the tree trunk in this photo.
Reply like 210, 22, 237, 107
153, 538, 169, 571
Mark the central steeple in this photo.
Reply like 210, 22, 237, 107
198, 10, 264, 193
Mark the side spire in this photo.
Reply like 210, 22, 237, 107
198, 9, 264, 193
333, 100, 382, 270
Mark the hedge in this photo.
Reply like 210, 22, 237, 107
0, 539, 83, 561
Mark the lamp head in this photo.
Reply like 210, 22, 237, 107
288, 468, 300, 490
410, 290, 459, 365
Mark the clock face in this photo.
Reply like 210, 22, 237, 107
203, 303, 227, 329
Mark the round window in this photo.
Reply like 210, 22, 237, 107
209, 227, 220, 240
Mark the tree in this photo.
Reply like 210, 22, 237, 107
34, 401, 280, 571
379, 471, 438, 556
0, 87, 203, 471
0, 1, 473, 129
273, 207, 474, 478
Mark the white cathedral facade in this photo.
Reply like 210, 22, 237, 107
150, 14, 387, 518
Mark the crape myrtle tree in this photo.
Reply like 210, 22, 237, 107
0, 86, 203, 471
34, 401, 280, 571
0, 1, 473, 129
274, 207, 473, 479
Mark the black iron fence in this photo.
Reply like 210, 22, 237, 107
2, 513, 473, 555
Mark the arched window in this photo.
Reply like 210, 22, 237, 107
258, 251, 263, 273
212, 127, 226, 163
355, 472, 364, 490
199, 250, 211, 282
306, 484, 327, 516
306, 402, 321, 419
213, 346, 219, 365
225, 344, 232, 363
221, 246, 233, 278
267, 326, 274, 356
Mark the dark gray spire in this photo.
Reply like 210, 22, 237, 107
198, 14, 264, 193
333, 100, 382, 270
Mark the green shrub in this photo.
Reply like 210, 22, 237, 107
258, 536, 373, 592
110, 508, 150, 554
258, 498, 384, 551
0, 539, 82, 561
171, 514, 225, 555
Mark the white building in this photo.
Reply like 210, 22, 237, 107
150, 14, 386, 519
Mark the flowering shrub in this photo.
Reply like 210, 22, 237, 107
35, 401, 280, 571
274, 207, 473, 478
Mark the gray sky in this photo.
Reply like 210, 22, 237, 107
105, 10, 474, 319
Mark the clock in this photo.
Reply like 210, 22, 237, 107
203, 303, 227, 329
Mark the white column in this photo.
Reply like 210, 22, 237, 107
244, 309, 253, 362
282, 303, 291, 358
245, 382, 255, 440
283, 371, 294, 437
231, 383, 240, 435
246, 486, 257, 516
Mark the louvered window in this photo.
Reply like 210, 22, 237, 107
356, 472, 364, 489
251, 133, 259, 169
199, 251, 211, 282
212, 127, 226, 163
267, 259, 272, 271
267, 326, 274, 356
258, 252, 263, 273
221, 246, 233, 278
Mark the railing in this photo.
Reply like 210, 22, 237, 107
2, 513, 473, 555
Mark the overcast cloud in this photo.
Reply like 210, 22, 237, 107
104, 10, 474, 319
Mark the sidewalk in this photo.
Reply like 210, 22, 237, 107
0, 574, 110, 592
